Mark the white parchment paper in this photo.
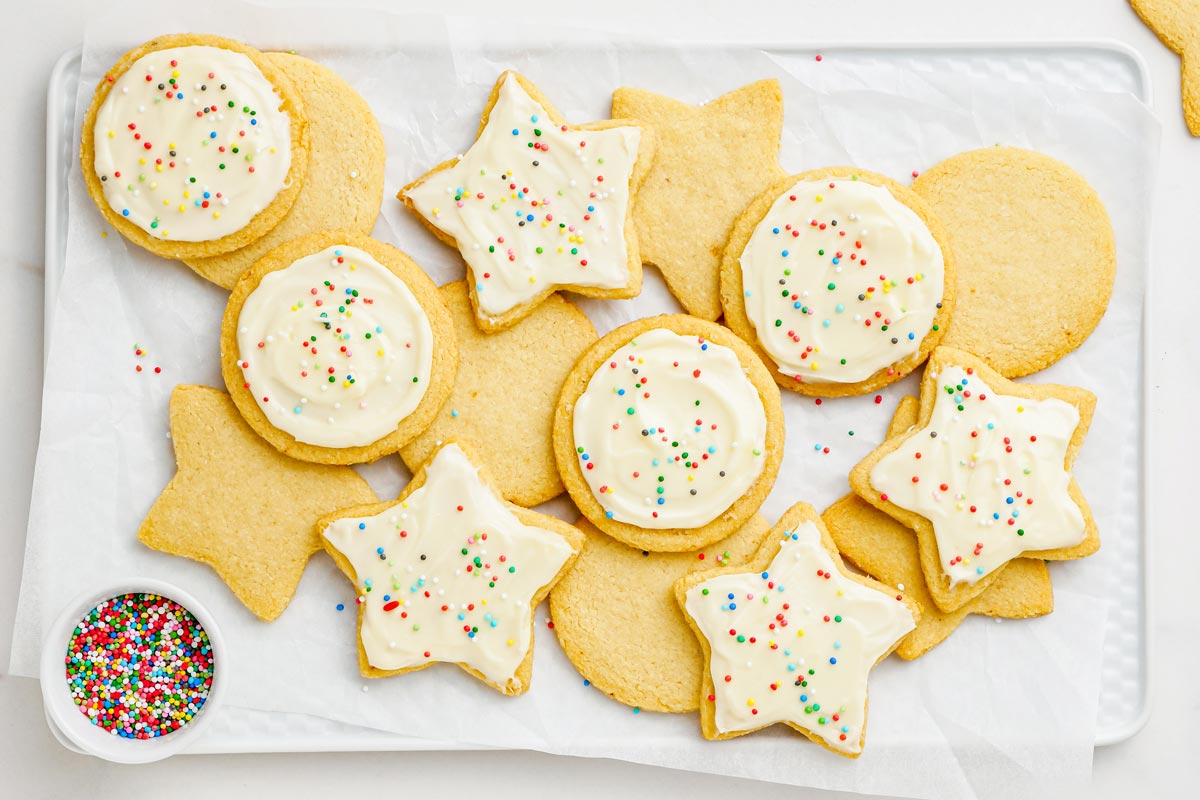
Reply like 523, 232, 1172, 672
12, 2, 1157, 797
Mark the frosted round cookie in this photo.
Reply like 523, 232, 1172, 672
82, 34, 309, 260
221, 231, 457, 464
553, 314, 785, 552
720, 168, 955, 397
912, 147, 1116, 377
184, 52, 386, 289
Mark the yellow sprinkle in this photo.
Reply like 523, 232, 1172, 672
168, 142, 175, 149
377, 349, 384, 357
837, 589, 844, 597
171, 70, 179, 78
797, 629, 805, 637
1017, 406, 1025, 413
138, 158, 146, 165
107, 131, 114, 138
349, 264, 356, 271
100, 231, 108, 239
163, 199, 170, 206
431, 207, 440, 215
810, 363, 819, 371
155, 165, 163, 173
177, 204, 186, 212
183, 190, 190, 199
506, 639, 514, 646
687, 474, 694, 482
557, 247, 563, 253
212, 212, 220, 219
746, 699, 755, 707
815, 194, 824, 202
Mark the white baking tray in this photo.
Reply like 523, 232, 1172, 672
42, 41, 1152, 754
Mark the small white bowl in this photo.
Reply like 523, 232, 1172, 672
40, 578, 226, 763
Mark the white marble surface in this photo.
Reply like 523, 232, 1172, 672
1, 0, 1194, 797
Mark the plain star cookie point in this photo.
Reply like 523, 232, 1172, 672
720, 166, 955, 396
401, 71, 653, 331
319, 439, 584, 695
675, 503, 917, 756
137, 384, 377, 622
849, 346, 1098, 613
611, 79, 786, 320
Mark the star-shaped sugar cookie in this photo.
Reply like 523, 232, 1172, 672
675, 503, 917, 758
138, 385, 377, 621
1130, 0, 1200, 135
401, 71, 655, 332
612, 80, 785, 320
319, 440, 584, 695
850, 347, 1099, 614
824, 396, 1053, 660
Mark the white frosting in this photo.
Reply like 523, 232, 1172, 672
571, 328, 768, 530
93, 45, 293, 242
235, 244, 433, 449
870, 365, 1086, 586
685, 521, 914, 755
321, 443, 576, 687
403, 73, 641, 318
738, 178, 945, 384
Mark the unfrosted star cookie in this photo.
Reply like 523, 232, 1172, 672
720, 167, 955, 397
912, 147, 1116, 377
611, 79, 785, 320
850, 347, 1099, 613
398, 280, 597, 507
221, 230, 457, 465
82, 33, 309, 260
675, 503, 918, 757
553, 314, 785, 553
1130, 0, 1200, 135
401, 71, 654, 332
184, 52, 386, 288
823, 396, 1053, 660
318, 440, 585, 695
549, 514, 772, 713
138, 385, 377, 621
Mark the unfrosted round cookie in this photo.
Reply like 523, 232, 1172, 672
221, 231, 457, 464
398, 280, 597, 507
912, 147, 1116, 377
720, 167, 955, 397
82, 33, 309, 260
549, 515, 772, 713
184, 52, 386, 289
553, 314, 785, 552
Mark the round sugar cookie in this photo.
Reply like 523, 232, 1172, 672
82, 33, 309, 260
720, 167, 955, 397
221, 231, 457, 464
912, 147, 1116, 377
398, 280, 598, 507
184, 52, 386, 289
553, 314, 785, 552
549, 514, 772, 713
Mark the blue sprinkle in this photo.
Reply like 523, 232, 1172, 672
772, 227, 780, 234
977, 567, 984, 574
908, 332, 916, 340
830, 657, 837, 665
512, 128, 519, 135
531, 115, 539, 123
383, 594, 390, 601
122, 209, 130, 217
987, 422, 995, 429
336, 603, 345, 611
1006, 497, 1014, 504
250, 118, 257, 126
800, 694, 808, 702
993, 513, 1001, 520
657, 498, 665, 505
451, 410, 458, 418
832, 257, 840, 264
605, 511, 614, 519
583, 679, 590, 686
375, 547, 383, 554
729, 602, 737, 610
617, 388, 625, 396
781, 250, 790, 257
587, 205, 595, 212
708, 446, 716, 454
760, 571, 769, 579
581, 454, 589, 461
701, 343, 708, 350
209, 131, 217, 139
359, 523, 366, 530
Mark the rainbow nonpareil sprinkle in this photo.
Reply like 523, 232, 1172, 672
64, 592, 214, 739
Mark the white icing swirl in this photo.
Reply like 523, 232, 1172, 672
93, 45, 292, 242
404, 73, 641, 318
322, 443, 575, 687
235, 244, 433, 449
739, 178, 944, 384
685, 521, 915, 755
572, 328, 767, 530
870, 365, 1086, 586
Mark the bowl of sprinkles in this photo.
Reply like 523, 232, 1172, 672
40, 579, 225, 763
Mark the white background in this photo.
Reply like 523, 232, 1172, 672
1, 0, 1195, 797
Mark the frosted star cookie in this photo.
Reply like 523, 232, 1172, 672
675, 503, 917, 757
82, 33, 309, 260
318, 440, 584, 695
720, 167, 955, 397
823, 396, 1053, 660
184, 52, 386, 288
221, 231, 457, 465
912, 147, 1116, 377
611, 79, 785, 320
138, 385, 376, 621
398, 280, 597, 507
850, 347, 1099, 613
401, 71, 654, 332
553, 314, 785, 553
1130, 0, 1200, 135
549, 514, 772, 713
